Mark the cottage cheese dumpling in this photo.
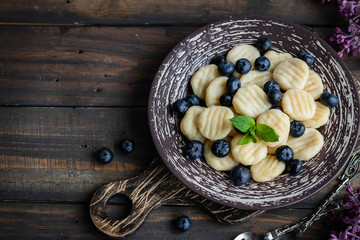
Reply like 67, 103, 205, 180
180, 106, 206, 142
240, 70, 272, 89
264, 50, 293, 72
256, 109, 290, 147
250, 155, 286, 182
303, 70, 324, 100
204, 139, 238, 171
205, 76, 228, 107
197, 106, 234, 141
302, 102, 330, 128
226, 44, 260, 70
282, 89, 316, 121
190, 64, 221, 99
232, 84, 271, 119
231, 134, 267, 166
273, 58, 309, 90
286, 128, 324, 160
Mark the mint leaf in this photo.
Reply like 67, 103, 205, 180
255, 124, 279, 142
249, 127, 257, 143
238, 132, 252, 145
230, 116, 255, 133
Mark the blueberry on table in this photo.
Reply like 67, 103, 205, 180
173, 99, 189, 117
287, 159, 302, 176
218, 61, 235, 77
98, 148, 113, 163
211, 139, 230, 158
254, 56, 271, 71
289, 120, 305, 138
184, 94, 200, 106
230, 165, 251, 185
211, 54, 226, 66
226, 76, 241, 94
297, 52, 314, 66
174, 215, 192, 232
320, 92, 339, 108
185, 140, 204, 159
235, 58, 252, 74
275, 145, 294, 163
263, 81, 281, 94
267, 89, 282, 105
219, 93, 233, 107
120, 138, 135, 153
257, 36, 272, 54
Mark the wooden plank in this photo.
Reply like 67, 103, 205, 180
0, 26, 359, 107
0, 202, 331, 239
0, 0, 344, 26
0, 107, 156, 201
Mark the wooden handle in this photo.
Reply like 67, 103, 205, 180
90, 156, 263, 238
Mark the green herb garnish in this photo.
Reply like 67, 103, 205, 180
230, 115, 279, 145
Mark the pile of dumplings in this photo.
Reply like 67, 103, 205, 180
178, 43, 332, 183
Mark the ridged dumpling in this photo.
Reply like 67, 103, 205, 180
264, 50, 293, 72
282, 89, 316, 121
226, 44, 260, 70
231, 134, 268, 166
286, 128, 324, 160
240, 70, 272, 89
302, 102, 330, 128
303, 70, 324, 100
273, 58, 309, 90
180, 106, 206, 142
250, 155, 286, 182
205, 76, 228, 107
232, 84, 271, 119
191, 64, 221, 99
204, 139, 239, 171
256, 109, 290, 147
197, 106, 234, 141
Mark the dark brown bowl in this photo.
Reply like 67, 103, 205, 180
148, 16, 360, 210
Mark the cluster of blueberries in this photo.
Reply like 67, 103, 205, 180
173, 36, 339, 186
98, 138, 135, 163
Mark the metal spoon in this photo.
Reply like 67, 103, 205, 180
234, 152, 360, 240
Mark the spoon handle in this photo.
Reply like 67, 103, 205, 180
264, 153, 360, 240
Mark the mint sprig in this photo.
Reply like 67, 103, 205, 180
230, 116, 279, 145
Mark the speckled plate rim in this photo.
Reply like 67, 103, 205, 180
148, 16, 360, 210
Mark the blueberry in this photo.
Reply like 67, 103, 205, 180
235, 58, 252, 74
173, 99, 189, 117
211, 140, 230, 158
218, 61, 235, 77
263, 81, 281, 94
275, 145, 294, 163
289, 121, 305, 138
185, 140, 204, 159
270, 106, 283, 111
211, 54, 226, 66
297, 52, 314, 66
174, 215, 192, 232
230, 165, 251, 185
98, 148, 113, 163
184, 94, 200, 106
320, 92, 339, 108
254, 56, 271, 71
267, 90, 282, 105
219, 93, 233, 107
257, 36, 272, 54
120, 138, 135, 153
226, 76, 241, 94
287, 159, 302, 176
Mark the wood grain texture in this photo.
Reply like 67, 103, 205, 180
0, 0, 344, 25
0, 201, 331, 240
0, 26, 358, 107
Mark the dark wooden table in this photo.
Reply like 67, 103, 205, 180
1, 1, 360, 239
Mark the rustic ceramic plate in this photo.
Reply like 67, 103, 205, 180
148, 16, 360, 210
